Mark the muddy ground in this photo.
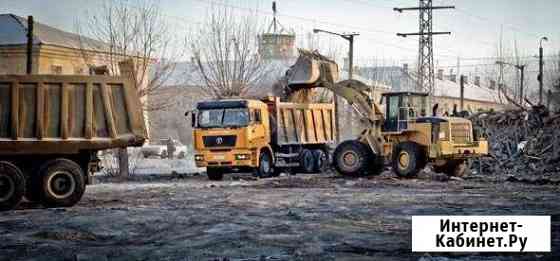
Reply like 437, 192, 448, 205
1, 172, 559, 261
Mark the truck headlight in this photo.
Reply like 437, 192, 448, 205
195, 155, 204, 161
235, 154, 250, 160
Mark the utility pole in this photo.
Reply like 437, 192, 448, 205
460, 75, 465, 111
394, 1, 454, 103
538, 36, 548, 105
313, 28, 359, 142
496, 61, 526, 105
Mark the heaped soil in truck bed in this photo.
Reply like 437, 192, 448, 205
1, 173, 559, 261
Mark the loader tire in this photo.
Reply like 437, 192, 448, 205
207, 167, 224, 181
333, 140, 372, 177
38, 159, 86, 208
392, 142, 424, 178
0, 161, 25, 211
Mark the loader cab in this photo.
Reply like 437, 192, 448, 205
381, 92, 428, 132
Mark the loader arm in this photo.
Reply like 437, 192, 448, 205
285, 49, 385, 154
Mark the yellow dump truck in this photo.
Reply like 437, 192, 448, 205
191, 97, 336, 180
0, 75, 146, 211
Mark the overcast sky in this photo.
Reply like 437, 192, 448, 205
2, 0, 559, 69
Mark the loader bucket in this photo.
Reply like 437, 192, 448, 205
286, 49, 339, 88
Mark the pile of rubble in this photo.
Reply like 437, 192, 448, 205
469, 106, 560, 178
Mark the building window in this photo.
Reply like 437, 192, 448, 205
51, 65, 63, 75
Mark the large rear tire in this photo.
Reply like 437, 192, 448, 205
38, 159, 86, 208
0, 162, 25, 211
333, 140, 373, 177
207, 167, 224, 181
299, 149, 315, 174
312, 149, 328, 173
392, 142, 425, 178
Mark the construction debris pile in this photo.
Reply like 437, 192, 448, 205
470, 106, 560, 178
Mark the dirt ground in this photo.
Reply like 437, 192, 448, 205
1, 172, 559, 261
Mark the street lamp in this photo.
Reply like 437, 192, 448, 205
538, 36, 548, 105
496, 60, 526, 105
313, 28, 359, 80
313, 28, 359, 143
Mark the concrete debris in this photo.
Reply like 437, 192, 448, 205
469, 105, 560, 178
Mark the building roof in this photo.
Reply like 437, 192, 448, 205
353, 65, 502, 104
0, 13, 104, 50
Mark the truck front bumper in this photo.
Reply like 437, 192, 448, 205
438, 140, 488, 158
194, 149, 256, 168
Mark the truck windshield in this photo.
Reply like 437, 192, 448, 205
197, 108, 249, 128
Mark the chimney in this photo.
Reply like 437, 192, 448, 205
403, 63, 408, 74
474, 76, 481, 87
450, 74, 457, 82
489, 80, 496, 89
437, 69, 444, 80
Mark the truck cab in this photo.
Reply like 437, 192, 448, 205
192, 99, 273, 180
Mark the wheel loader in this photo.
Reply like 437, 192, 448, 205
284, 49, 488, 177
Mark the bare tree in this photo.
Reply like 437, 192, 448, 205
76, 0, 180, 111
76, 0, 182, 179
189, 6, 270, 99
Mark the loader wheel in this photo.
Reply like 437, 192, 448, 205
39, 159, 86, 208
312, 149, 328, 173
299, 149, 315, 174
0, 162, 25, 211
334, 140, 372, 177
207, 167, 224, 181
434, 160, 468, 177
392, 142, 424, 178
256, 151, 274, 178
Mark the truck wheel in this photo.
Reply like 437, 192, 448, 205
299, 149, 315, 174
434, 160, 468, 177
392, 142, 424, 178
161, 150, 168, 159
38, 159, 86, 208
0, 162, 25, 211
207, 167, 224, 181
177, 151, 186, 159
312, 149, 328, 173
333, 140, 371, 177
256, 151, 274, 178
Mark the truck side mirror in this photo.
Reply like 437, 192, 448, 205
185, 110, 196, 127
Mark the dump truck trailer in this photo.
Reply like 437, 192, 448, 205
0, 75, 146, 210
192, 97, 336, 180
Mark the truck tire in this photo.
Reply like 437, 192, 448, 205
256, 150, 274, 178
312, 149, 328, 173
392, 142, 425, 178
434, 160, 468, 177
207, 167, 224, 181
299, 149, 315, 174
38, 159, 86, 208
333, 140, 372, 177
0, 161, 25, 211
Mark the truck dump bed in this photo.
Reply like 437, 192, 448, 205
0, 75, 146, 155
271, 99, 336, 146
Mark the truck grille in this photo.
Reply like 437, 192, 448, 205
450, 122, 472, 144
203, 135, 236, 147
